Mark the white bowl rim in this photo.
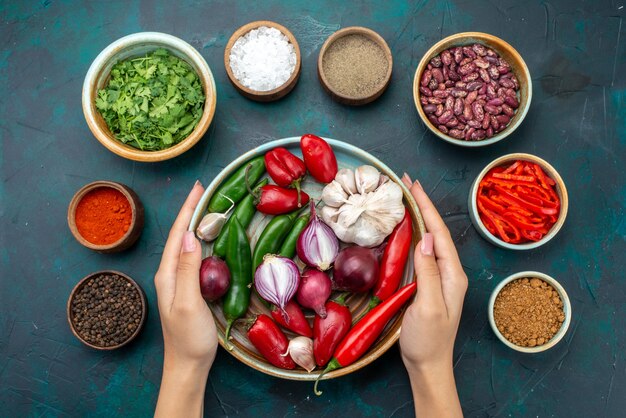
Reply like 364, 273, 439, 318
488, 271, 572, 353
468, 152, 568, 250
82, 31, 217, 161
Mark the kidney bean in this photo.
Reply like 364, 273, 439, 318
444, 80, 454, 87
458, 63, 475, 75
454, 81, 467, 89
421, 70, 432, 87
485, 55, 499, 65
486, 48, 497, 57
479, 83, 488, 95
466, 81, 482, 91
511, 75, 520, 89
464, 127, 475, 140
438, 110, 453, 124
462, 72, 479, 82
486, 126, 494, 137
423, 104, 437, 114
505, 88, 517, 97
472, 102, 485, 121
449, 129, 464, 139
453, 47, 463, 63
487, 97, 504, 106
462, 46, 477, 58
438, 82, 446, 90
472, 129, 486, 140
430, 56, 443, 68
502, 104, 515, 116
445, 96, 454, 110
420, 86, 432, 97
486, 84, 497, 99
484, 104, 501, 115
428, 78, 438, 90
428, 115, 439, 125
451, 89, 468, 98
433, 90, 448, 98
482, 113, 491, 129
490, 115, 500, 130
472, 43, 487, 56
427, 97, 443, 104
432, 68, 444, 83
488, 66, 500, 79
496, 115, 511, 125
463, 103, 473, 120
504, 95, 519, 108
474, 58, 489, 69
420, 96, 429, 105
446, 117, 459, 128
448, 70, 460, 81
499, 78, 515, 88
466, 90, 478, 104
467, 119, 482, 128
479, 68, 490, 82
441, 50, 453, 66
453, 98, 464, 115
442, 65, 449, 80
435, 104, 444, 117
437, 125, 449, 134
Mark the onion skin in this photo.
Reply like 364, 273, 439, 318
332, 246, 380, 293
199, 256, 231, 302
297, 269, 332, 318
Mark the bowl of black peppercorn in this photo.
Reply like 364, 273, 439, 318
67, 271, 147, 350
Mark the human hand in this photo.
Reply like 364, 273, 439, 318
399, 174, 467, 417
154, 181, 216, 418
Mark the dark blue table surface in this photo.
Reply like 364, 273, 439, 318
1, 0, 625, 416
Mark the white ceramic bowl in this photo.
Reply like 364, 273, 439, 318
488, 271, 572, 353
82, 32, 217, 162
468, 153, 568, 250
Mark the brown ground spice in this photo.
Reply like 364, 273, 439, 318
493, 277, 565, 347
322, 34, 389, 98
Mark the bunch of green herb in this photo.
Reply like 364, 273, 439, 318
95, 48, 205, 151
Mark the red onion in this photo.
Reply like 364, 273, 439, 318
297, 269, 332, 318
199, 256, 231, 302
332, 246, 380, 293
254, 255, 300, 316
297, 201, 339, 271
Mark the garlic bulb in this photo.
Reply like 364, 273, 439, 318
320, 166, 405, 247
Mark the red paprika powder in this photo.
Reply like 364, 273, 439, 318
75, 187, 132, 245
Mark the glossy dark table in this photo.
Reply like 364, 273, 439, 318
1, 1, 625, 416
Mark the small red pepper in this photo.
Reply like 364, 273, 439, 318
245, 165, 310, 215
265, 147, 307, 205
372, 209, 413, 304
314, 282, 417, 395
300, 134, 338, 184
271, 300, 313, 338
313, 297, 352, 367
247, 314, 296, 370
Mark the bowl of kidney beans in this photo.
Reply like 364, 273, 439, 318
413, 32, 531, 147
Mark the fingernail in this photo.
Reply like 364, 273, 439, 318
413, 179, 423, 191
420, 233, 434, 256
182, 231, 197, 253
402, 172, 411, 183
193, 180, 202, 188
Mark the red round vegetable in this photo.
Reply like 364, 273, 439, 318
297, 269, 332, 318
199, 256, 230, 302
332, 246, 380, 293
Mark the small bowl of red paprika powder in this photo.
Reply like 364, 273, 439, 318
68, 181, 144, 253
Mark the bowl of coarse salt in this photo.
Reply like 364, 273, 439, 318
224, 21, 301, 102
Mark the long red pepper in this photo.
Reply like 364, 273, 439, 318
245, 166, 310, 214
271, 300, 313, 338
300, 134, 338, 184
314, 282, 417, 395
247, 314, 296, 370
313, 297, 352, 367
372, 209, 413, 304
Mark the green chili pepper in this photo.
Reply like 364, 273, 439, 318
278, 213, 311, 259
223, 217, 252, 348
252, 209, 301, 270
213, 178, 268, 258
208, 156, 265, 213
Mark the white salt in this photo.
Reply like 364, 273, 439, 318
229, 26, 297, 92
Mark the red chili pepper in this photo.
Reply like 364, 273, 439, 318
372, 209, 413, 304
254, 184, 310, 215
271, 300, 313, 338
314, 282, 417, 395
247, 314, 296, 370
313, 297, 352, 367
265, 147, 307, 203
300, 134, 338, 184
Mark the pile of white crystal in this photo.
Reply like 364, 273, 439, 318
229, 26, 297, 92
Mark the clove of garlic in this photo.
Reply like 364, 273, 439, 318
355, 165, 381, 194
335, 168, 357, 195
196, 212, 228, 242
282, 336, 315, 372
321, 180, 348, 207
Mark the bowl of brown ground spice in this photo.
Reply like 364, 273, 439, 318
318, 27, 393, 105
67, 271, 147, 350
489, 271, 571, 353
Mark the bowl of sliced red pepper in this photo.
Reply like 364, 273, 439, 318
468, 153, 568, 249
189, 135, 426, 388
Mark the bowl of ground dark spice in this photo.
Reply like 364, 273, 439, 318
67, 271, 147, 350
489, 271, 571, 353
318, 27, 393, 105
68, 181, 144, 253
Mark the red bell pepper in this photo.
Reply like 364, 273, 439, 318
372, 209, 413, 304
313, 297, 352, 367
265, 147, 307, 205
300, 134, 338, 184
271, 300, 313, 338
314, 282, 417, 395
247, 314, 296, 370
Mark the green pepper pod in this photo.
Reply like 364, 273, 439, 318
208, 156, 265, 213
278, 213, 311, 259
252, 209, 301, 271
223, 217, 252, 348
213, 178, 268, 258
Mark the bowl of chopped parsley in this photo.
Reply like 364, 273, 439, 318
83, 32, 217, 162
